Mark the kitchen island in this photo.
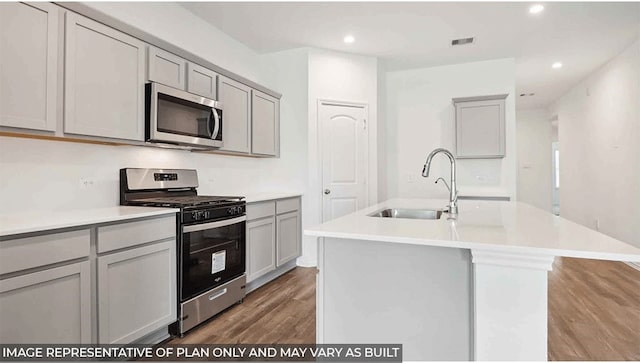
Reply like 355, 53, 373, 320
305, 199, 640, 361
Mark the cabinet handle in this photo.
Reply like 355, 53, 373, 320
209, 288, 227, 300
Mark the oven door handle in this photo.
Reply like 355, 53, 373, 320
183, 216, 246, 233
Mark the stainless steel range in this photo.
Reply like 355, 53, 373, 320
120, 168, 246, 336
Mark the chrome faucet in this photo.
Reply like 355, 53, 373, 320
422, 148, 458, 217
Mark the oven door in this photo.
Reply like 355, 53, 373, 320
181, 216, 245, 301
146, 82, 223, 148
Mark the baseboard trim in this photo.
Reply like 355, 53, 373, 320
296, 256, 317, 267
246, 260, 297, 294
624, 262, 640, 272
133, 326, 170, 345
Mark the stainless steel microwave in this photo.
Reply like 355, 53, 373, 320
146, 82, 223, 149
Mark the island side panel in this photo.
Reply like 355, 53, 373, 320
318, 237, 472, 361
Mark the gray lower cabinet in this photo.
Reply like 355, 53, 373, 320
0, 260, 91, 343
276, 211, 301, 267
64, 11, 146, 141
251, 90, 280, 156
219, 75, 252, 154
0, 2, 58, 131
246, 217, 276, 282
0, 214, 176, 344
246, 197, 301, 284
97, 239, 176, 344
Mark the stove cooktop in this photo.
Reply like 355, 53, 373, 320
128, 195, 244, 208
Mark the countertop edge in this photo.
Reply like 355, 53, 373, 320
244, 193, 303, 203
304, 230, 640, 262
1, 208, 179, 238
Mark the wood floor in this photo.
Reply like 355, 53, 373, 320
548, 258, 640, 361
166, 259, 640, 361
168, 267, 316, 344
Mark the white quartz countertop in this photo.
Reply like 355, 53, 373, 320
243, 192, 303, 203
0, 206, 179, 237
305, 198, 640, 262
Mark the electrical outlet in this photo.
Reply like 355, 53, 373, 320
79, 177, 95, 189
407, 173, 417, 183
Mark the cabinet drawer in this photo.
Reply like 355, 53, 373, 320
97, 216, 176, 254
276, 198, 300, 215
246, 201, 275, 221
0, 229, 90, 275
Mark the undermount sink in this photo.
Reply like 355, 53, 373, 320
368, 208, 444, 220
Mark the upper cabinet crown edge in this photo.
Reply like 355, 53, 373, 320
57, 2, 281, 100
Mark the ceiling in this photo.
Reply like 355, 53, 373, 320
180, 2, 640, 110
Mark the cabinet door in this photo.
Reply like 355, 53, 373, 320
251, 90, 280, 156
187, 62, 218, 99
0, 2, 58, 131
454, 96, 506, 158
246, 216, 276, 282
0, 261, 91, 343
147, 47, 186, 90
64, 12, 145, 141
97, 239, 176, 344
218, 76, 251, 153
276, 211, 301, 267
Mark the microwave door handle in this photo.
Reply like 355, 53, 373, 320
210, 109, 220, 140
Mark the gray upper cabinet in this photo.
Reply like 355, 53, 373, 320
147, 46, 187, 90
453, 94, 508, 159
251, 90, 280, 157
0, 2, 58, 131
187, 62, 218, 99
219, 76, 251, 154
64, 12, 145, 141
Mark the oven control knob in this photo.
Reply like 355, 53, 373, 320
204, 211, 210, 219
191, 211, 199, 220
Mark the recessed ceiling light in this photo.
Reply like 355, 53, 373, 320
343, 35, 355, 44
552, 62, 563, 69
529, 4, 545, 14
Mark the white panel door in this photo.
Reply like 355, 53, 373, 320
320, 102, 368, 222
0, 2, 58, 131
64, 12, 145, 141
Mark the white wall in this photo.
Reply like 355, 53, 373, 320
516, 109, 553, 212
303, 48, 378, 266
0, 5, 307, 217
384, 58, 517, 200
551, 39, 640, 247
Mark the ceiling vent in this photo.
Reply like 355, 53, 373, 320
519, 93, 536, 97
451, 37, 475, 46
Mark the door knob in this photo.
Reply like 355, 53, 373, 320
324, 189, 331, 195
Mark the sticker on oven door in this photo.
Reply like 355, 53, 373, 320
211, 251, 226, 274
